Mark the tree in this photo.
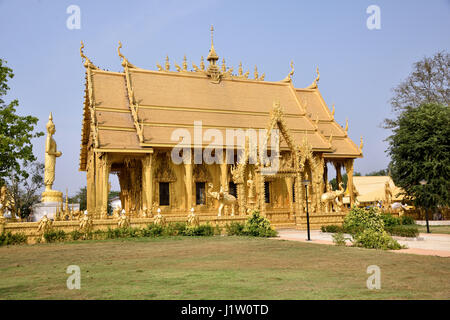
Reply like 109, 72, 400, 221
366, 168, 389, 176
387, 103, 450, 211
69, 187, 87, 211
5, 162, 44, 219
0, 59, 43, 183
329, 172, 361, 191
384, 51, 449, 129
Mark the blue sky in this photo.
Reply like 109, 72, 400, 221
1, 0, 449, 195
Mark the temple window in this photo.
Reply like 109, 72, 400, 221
159, 182, 170, 206
228, 182, 237, 198
196, 182, 206, 205
264, 181, 270, 203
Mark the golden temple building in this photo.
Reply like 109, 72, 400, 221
79, 28, 363, 227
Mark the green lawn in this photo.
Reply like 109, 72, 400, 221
417, 224, 450, 235
0, 236, 449, 299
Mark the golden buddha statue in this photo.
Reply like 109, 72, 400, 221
41, 113, 63, 203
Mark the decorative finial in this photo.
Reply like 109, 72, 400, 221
49, 112, 53, 121
359, 136, 364, 151
238, 62, 243, 76
259, 73, 265, 81
254, 66, 259, 80
156, 63, 163, 71
331, 103, 335, 118
200, 56, 205, 71
79, 41, 97, 69
210, 25, 214, 46
174, 62, 181, 72
206, 25, 219, 64
183, 55, 188, 71
221, 58, 226, 73
117, 41, 135, 68
306, 66, 320, 89
345, 118, 348, 133
282, 60, 294, 82
165, 56, 170, 71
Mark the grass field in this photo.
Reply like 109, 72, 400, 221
0, 236, 449, 300
417, 225, 450, 235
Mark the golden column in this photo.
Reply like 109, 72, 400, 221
141, 153, 154, 214
345, 159, 355, 207
184, 152, 193, 210
100, 154, 110, 219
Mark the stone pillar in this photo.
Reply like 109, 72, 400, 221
184, 156, 193, 210
100, 154, 110, 219
345, 159, 355, 207
141, 153, 154, 214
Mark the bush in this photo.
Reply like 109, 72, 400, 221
343, 207, 384, 235
242, 211, 277, 237
353, 229, 403, 250
0, 232, 27, 246
141, 224, 164, 237
183, 224, 215, 236
400, 215, 415, 225
226, 222, 246, 235
164, 222, 187, 236
385, 225, 419, 238
70, 230, 83, 241
332, 232, 347, 246
321, 225, 344, 233
381, 214, 401, 227
44, 230, 66, 243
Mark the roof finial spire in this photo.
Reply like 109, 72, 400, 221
210, 25, 214, 46
207, 25, 219, 64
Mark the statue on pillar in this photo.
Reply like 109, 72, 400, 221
41, 113, 63, 203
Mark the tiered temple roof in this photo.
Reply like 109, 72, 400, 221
79, 31, 362, 171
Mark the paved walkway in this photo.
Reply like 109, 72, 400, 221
275, 229, 450, 258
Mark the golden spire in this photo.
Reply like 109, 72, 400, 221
344, 118, 348, 133
183, 55, 188, 71
359, 136, 364, 152
206, 25, 219, 64
306, 66, 320, 89
238, 62, 243, 76
254, 66, 259, 80
165, 56, 170, 71
331, 103, 335, 119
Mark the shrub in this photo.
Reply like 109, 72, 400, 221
226, 222, 246, 235
352, 229, 403, 250
321, 225, 344, 233
242, 210, 277, 237
343, 207, 384, 235
164, 222, 187, 236
385, 225, 419, 238
69, 230, 82, 241
0, 232, 27, 246
141, 224, 164, 237
381, 214, 401, 227
332, 232, 347, 246
400, 215, 415, 225
183, 224, 215, 236
44, 230, 66, 243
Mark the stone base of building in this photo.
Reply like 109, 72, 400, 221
32, 202, 61, 221
41, 190, 63, 203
